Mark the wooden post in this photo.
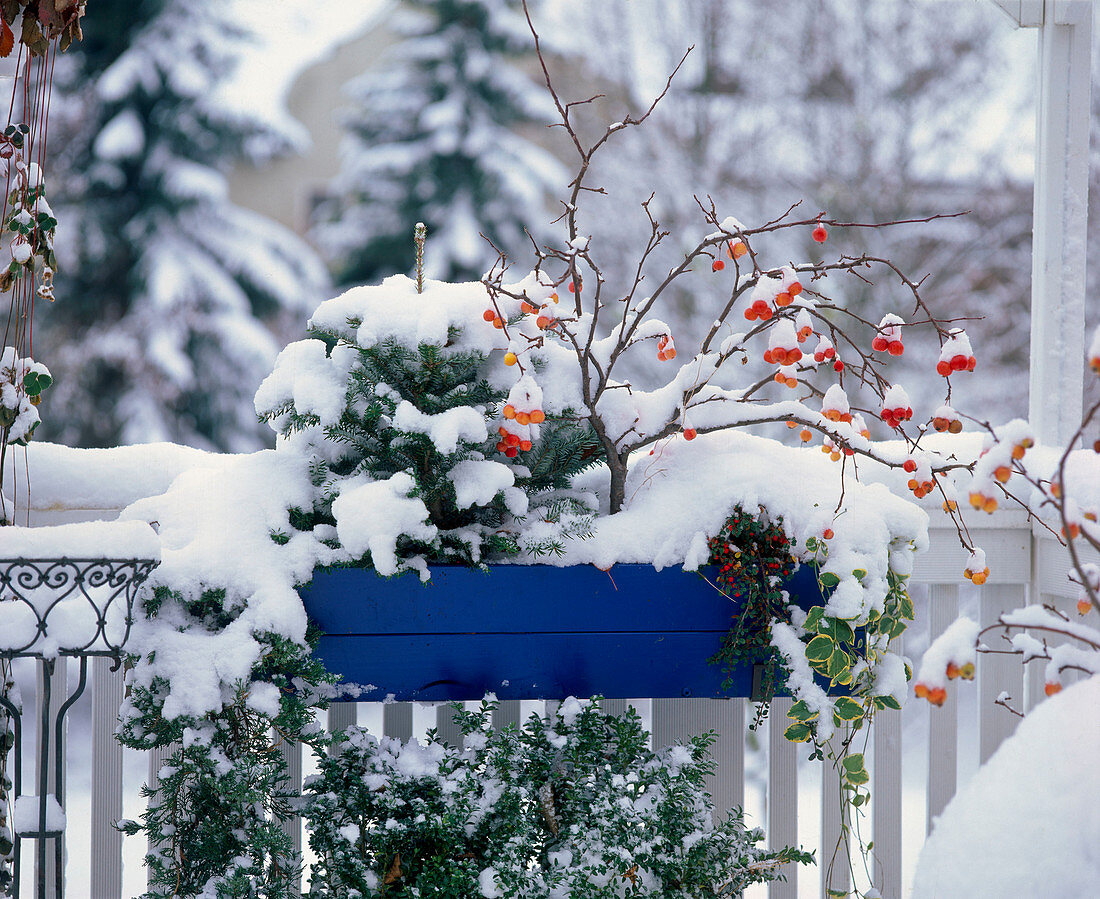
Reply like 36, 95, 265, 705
992, 0, 1093, 445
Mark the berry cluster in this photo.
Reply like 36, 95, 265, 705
936, 329, 977, 377
871, 314, 905, 356
657, 334, 676, 361
707, 508, 796, 696
930, 405, 963, 434
880, 384, 913, 430
496, 376, 546, 458
741, 266, 802, 322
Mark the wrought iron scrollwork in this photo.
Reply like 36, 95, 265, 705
0, 557, 158, 899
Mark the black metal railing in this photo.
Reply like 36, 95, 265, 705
0, 557, 158, 899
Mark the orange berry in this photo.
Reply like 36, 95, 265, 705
943, 500, 958, 512
775, 291, 792, 308
549, 292, 559, 303
971, 570, 987, 586
1044, 682, 1062, 697
504, 351, 518, 366
800, 429, 812, 442
519, 439, 532, 452
657, 350, 668, 361
903, 459, 917, 473
787, 420, 798, 429
666, 347, 676, 359
982, 496, 998, 513
521, 301, 539, 315
536, 315, 551, 329
914, 683, 929, 699
1012, 443, 1026, 460
483, 309, 497, 322
529, 409, 545, 424
946, 662, 961, 680
496, 440, 507, 452
729, 240, 747, 259
502, 404, 516, 420
515, 412, 530, 426
948, 419, 962, 434
498, 426, 508, 437
1077, 598, 1092, 616
1063, 522, 1081, 540
504, 432, 520, 447
493, 317, 504, 329
822, 528, 834, 540
788, 281, 802, 297
928, 687, 947, 707
994, 465, 1012, 484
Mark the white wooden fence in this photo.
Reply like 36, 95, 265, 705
14, 507, 1086, 899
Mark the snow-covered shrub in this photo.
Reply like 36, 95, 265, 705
304, 698, 811, 897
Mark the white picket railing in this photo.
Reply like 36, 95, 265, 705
12, 505, 1082, 898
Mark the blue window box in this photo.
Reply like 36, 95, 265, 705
299, 563, 825, 702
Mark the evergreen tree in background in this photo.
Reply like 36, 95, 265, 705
314, 0, 565, 286
42, 0, 329, 451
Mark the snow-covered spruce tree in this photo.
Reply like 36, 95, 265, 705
304, 698, 811, 897
43, 0, 328, 451
314, 0, 564, 285
256, 253, 601, 571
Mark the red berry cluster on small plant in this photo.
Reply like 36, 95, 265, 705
707, 507, 797, 705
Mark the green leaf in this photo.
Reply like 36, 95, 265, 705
851, 793, 867, 807
833, 697, 864, 720
846, 767, 870, 786
851, 568, 867, 580
888, 619, 908, 639
787, 700, 818, 722
873, 695, 902, 711
900, 594, 915, 619
826, 647, 850, 680
820, 572, 840, 588
805, 635, 834, 662
821, 617, 855, 643
803, 606, 825, 632
783, 722, 812, 743
842, 753, 865, 774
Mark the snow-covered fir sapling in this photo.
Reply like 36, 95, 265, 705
916, 327, 1100, 710
303, 697, 812, 897
257, 226, 601, 575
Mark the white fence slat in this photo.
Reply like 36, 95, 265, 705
326, 703, 357, 759
767, 697, 797, 899
91, 658, 124, 899
277, 736, 303, 896
146, 741, 177, 887
435, 703, 464, 746
927, 585, 959, 834
979, 585, 1025, 763
820, 757, 849, 896
872, 669, 902, 899
652, 698, 744, 817
491, 700, 521, 731
382, 703, 413, 742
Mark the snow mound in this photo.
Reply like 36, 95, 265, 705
911, 674, 1100, 897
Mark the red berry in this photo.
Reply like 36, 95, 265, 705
812, 224, 828, 243
822, 528, 834, 539
872, 336, 888, 352
833, 360, 843, 372
712, 259, 725, 272
483, 309, 496, 322
887, 340, 904, 356
903, 459, 916, 473
936, 360, 951, 376
683, 428, 697, 441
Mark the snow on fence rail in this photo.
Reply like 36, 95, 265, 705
8, 486, 1085, 898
